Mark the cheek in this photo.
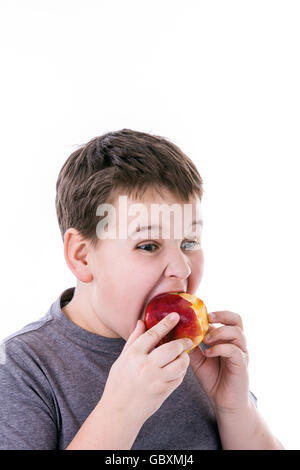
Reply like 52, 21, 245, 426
107, 265, 155, 312
188, 250, 205, 292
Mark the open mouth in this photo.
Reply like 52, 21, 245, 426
140, 289, 186, 321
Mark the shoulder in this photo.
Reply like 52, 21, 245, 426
1, 310, 54, 364
0, 313, 58, 402
0, 315, 59, 450
0, 286, 75, 366
0, 288, 72, 385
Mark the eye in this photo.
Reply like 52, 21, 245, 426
136, 240, 201, 252
182, 240, 201, 250
136, 243, 159, 252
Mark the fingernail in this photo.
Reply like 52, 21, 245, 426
169, 312, 179, 321
209, 313, 216, 321
185, 338, 194, 348
205, 334, 211, 342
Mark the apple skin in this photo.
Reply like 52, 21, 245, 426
144, 292, 209, 353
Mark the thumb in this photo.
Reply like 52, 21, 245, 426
122, 319, 146, 353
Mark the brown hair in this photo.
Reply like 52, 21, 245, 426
55, 128, 204, 247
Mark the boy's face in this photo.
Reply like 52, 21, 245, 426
86, 187, 204, 340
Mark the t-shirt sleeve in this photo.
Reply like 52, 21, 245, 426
0, 339, 58, 450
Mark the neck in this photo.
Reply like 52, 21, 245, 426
62, 284, 120, 338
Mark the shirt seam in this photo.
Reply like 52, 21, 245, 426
2, 314, 54, 346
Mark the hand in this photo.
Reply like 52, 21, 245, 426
100, 312, 192, 426
189, 311, 250, 414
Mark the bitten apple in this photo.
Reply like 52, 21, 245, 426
144, 292, 209, 353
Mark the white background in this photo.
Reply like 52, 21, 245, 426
0, 0, 299, 449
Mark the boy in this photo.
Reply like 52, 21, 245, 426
0, 129, 283, 449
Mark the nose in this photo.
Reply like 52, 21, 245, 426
164, 247, 192, 280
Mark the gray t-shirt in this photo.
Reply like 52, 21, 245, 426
0, 287, 225, 450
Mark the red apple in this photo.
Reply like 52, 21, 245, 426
144, 292, 209, 353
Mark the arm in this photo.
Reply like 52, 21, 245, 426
0, 342, 57, 450
189, 310, 284, 450
216, 398, 284, 450
65, 398, 143, 450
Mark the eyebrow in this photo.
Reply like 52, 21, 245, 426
129, 219, 203, 237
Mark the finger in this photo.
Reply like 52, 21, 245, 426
205, 324, 217, 335
208, 311, 244, 330
150, 337, 193, 367
122, 320, 146, 353
134, 312, 180, 354
203, 325, 247, 352
199, 325, 216, 353
204, 343, 247, 368
189, 343, 206, 372
161, 351, 190, 381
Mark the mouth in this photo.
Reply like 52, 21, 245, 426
140, 289, 187, 321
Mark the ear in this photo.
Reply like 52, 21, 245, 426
63, 228, 93, 283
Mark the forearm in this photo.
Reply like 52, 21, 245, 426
66, 399, 142, 450
216, 398, 284, 450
